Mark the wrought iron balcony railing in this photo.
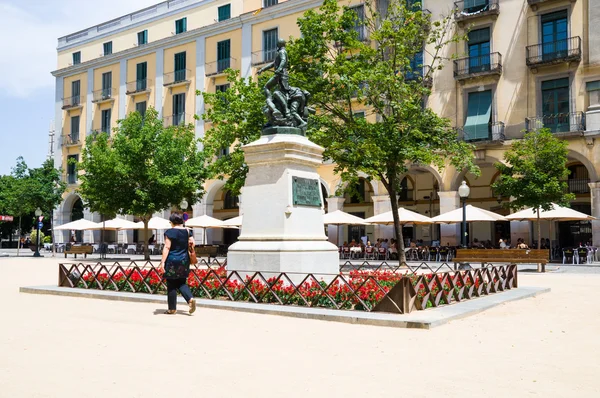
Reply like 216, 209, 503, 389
126, 79, 152, 94
92, 87, 117, 103
457, 122, 506, 143
453, 52, 502, 80
525, 112, 586, 134
163, 113, 193, 127
62, 134, 81, 147
62, 95, 83, 110
564, 179, 590, 194
405, 65, 433, 87
527, 0, 576, 7
454, 0, 499, 23
526, 37, 581, 67
251, 50, 276, 66
163, 69, 191, 86
206, 58, 237, 76
66, 173, 78, 185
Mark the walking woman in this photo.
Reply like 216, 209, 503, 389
159, 212, 196, 315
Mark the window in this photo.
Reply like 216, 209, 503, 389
172, 93, 186, 126
101, 109, 112, 134
406, 0, 423, 12
264, 0, 278, 7
71, 80, 81, 105
67, 155, 78, 184
70, 116, 80, 143
217, 40, 231, 72
135, 101, 147, 118
136, 62, 147, 91
398, 177, 413, 201
407, 50, 424, 80
103, 41, 112, 56
468, 28, 490, 73
216, 84, 230, 93
223, 191, 239, 209
101, 72, 112, 99
219, 147, 230, 158
463, 0, 489, 14
464, 90, 492, 141
175, 17, 187, 34
174, 52, 187, 82
72, 52, 81, 65
137, 30, 148, 45
350, 5, 366, 41
353, 111, 365, 118
541, 10, 568, 60
218, 4, 231, 22
263, 28, 278, 63
541, 78, 570, 133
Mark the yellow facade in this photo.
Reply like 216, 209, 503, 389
52, 0, 600, 249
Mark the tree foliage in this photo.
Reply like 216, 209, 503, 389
199, 70, 266, 195
77, 108, 207, 258
492, 129, 575, 249
287, 0, 477, 259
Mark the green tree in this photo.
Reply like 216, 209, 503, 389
287, 0, 477, 261
492, 129, 574, 252
199, 70, 266, 195
77, 108, 207, 259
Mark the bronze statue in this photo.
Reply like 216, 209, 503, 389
257, 38, 313, 132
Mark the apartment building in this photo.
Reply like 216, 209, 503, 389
52, 0, 600, 249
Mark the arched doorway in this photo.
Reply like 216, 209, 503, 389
399, 169, 441, 245
343, 178, 375, 244
71, 198, 84, 242
558, 161, 592, 247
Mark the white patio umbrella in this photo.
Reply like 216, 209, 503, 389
506, 203, 596, 252
55, 219, 100, 230
221, 215, 243, 228
185, 214, 226, 244
90, 217, 140, 230
323, 210, 369, 246
365, 208, 433, 225
134, 216, 172, 230
430, 205, 507, 223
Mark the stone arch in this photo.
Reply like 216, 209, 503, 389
334, 172, 380, 197
449, 153, 504, 191
567, 149, 598, 182
204, 180, 228, 205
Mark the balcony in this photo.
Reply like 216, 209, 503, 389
527, 0, 577, 10
205, 58, 237, 77
454, 52, 502, 80
457, 122, 506, 143
564, 179, 590, 194
65, 173, 78, 185
163, 69, 191, 87
251, 50, 276, 66
525, 112, 586, 135
62, 95, 83, 110
62, 133, 81, 147
92, 87, 117, 104
126, 79, 152, 95
526, 37, 581, 69
454, 0, 499, 24
405, 65, 433, 88
163, 113, 193, 127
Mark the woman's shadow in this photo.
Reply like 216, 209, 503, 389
152, 309, 192, 316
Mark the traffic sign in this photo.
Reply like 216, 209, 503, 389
38, 222, 44, 229
0, 215, 14, 222
183, 212, 189, 222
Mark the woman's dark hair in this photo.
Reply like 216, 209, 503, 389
169, 212, 184, 225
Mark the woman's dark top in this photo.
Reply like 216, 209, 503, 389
164, 228, 193, 279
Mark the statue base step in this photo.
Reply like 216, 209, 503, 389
261, 125, 305, 136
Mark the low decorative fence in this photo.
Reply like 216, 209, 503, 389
58, 260, 517, 314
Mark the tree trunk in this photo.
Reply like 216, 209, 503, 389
387, 184, 406, 264
536, 207, 544, 272
143, 218, 150, 261
16, 216, 21, 257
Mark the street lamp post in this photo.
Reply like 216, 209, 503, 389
458, 181, 470, 248
33, 208, 43, 258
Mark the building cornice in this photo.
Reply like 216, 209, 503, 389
52, 0, 322, 78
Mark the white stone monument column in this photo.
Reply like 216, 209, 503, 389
371, 194, 395, 241
438, 191, 460, 246
325, 197, 344, 245
589, 182, 600, 247
227, 134, 339, 279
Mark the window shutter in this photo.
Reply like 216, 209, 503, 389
464, 90, 492, 140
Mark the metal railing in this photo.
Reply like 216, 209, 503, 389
405, 65, 433, 87
92, 87, 117, 102
251, 50, 276, 66
205, 58, 237, 76
526, 36, 581, 67
525, 112, 586, 134
457, 122, 506, 143
126, 79, 152, 94
454, 0, 499, 21
453, 52, 502, 79
527, 0, 569, 5
57, 261, 518, 314
62, 95, 83, 109
66, 173, 77, 185
564, 179, 590, 194
163, 69, 191, 86
163, 113, 192, 127
62, 134, 81, 147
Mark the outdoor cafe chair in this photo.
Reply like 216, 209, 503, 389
341, 246, 351, 259
92, 244, 99, 253
577, 247, 588, 264
364, 246, 375, 260
107, 244, 116, 254
562, 248, 575, 264
377, 247, 388, 260
126, 245, 136, 254
428, 247, 439, 262
438, 247, 450, 262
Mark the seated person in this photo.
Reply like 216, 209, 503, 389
499, 239, 508, 249
381, 239, 389, 249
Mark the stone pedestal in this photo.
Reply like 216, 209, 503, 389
227, 134, 339, 279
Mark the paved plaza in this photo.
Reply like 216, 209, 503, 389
1, 256, 599, 397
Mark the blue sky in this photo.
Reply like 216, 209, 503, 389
0, 0, 152, 175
